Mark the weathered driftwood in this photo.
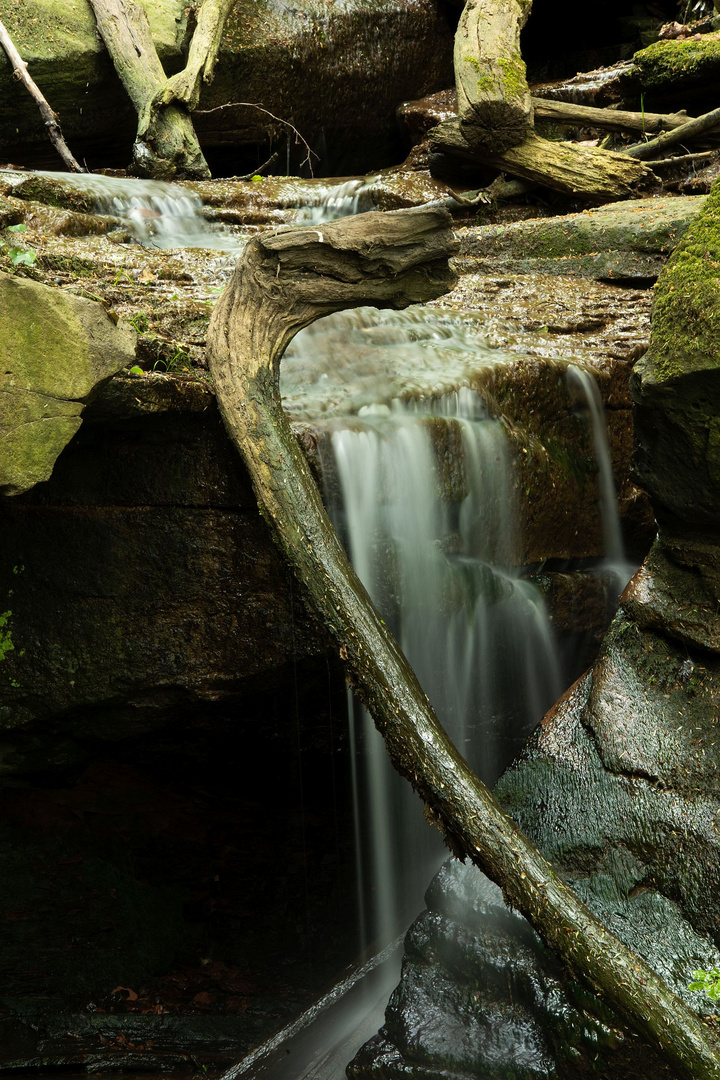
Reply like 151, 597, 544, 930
533, 97, 693, 135
454, 0, 533, 152
430, 119, 654, 201
206, 207, 720, 1080
0, 18, 84, 172
88, 0, 210, 179
625, 102, 720, 160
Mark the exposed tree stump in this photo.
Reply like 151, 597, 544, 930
206, 207, 720, 1080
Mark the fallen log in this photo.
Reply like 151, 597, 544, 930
532, 97, 693, 135
625, 102, 720, 160
206, 206, 720, 1080
454, 0, 533, 152
429, 120, 654, 200
0, 18, 84, 172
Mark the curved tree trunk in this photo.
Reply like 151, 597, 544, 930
454, 0, 533, 152
206, 206, 720, 1080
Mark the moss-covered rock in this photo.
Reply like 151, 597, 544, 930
0, 272, 135, 495
630, 32, 720, 100
631, 180, 720, 531
459, 196, 705, 280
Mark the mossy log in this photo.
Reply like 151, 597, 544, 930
206, 206, 720, 1080
430, 119, 655, 201
454, 0, 533, 152
87, 0, 211, 179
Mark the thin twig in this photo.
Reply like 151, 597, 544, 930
234, 151, 280, 181
0, 18, 85, 173
196, 101, 317, 176
650, 150, 718, 168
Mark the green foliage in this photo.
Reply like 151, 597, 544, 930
688, 968, 720, 1001
7, 248, 37, 268
0, 610, 14, 662
129, 312, 150, 333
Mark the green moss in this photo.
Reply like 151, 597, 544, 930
645, 180, 720, 382
497, 52, 528, 102
633, 33, 720, 92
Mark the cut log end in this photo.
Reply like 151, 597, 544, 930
459, 100, 533, 152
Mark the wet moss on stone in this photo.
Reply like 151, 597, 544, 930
643, 182, 720, 384
632, 33, 720, 94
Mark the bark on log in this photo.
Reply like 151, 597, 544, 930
430, 120, 654, 200
88, 0, 211, 179
206, 207, 720, 1080
454, 0, 533, 152
532, 97, 693, 135
0, 18, 84, 172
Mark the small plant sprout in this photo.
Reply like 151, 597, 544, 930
688, 968, 720, 1001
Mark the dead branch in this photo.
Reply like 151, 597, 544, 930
196, 101, 318, 175
206, 207, 720, 1080
0, 18, 84, 173
625, 103, 720, 160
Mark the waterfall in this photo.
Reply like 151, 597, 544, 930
283, 309, 565, 952
567, 364, 633, 590
5, 170, 376, 249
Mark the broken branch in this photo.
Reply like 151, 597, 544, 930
625, 103, 720, 160
0, 18, 84, 173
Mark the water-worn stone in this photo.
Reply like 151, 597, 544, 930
352, 629, 720, 1078
0, 271, 135, 496
458, 196, 706, 280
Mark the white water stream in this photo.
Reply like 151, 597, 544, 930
283, 311, 565, 951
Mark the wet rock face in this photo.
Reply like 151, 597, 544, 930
631, 184, 720, 534
0, 0, 454, 174
0, 377, 330, 773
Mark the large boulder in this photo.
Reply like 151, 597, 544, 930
0, 0, 454, 173
631, 182, 720, 534
0, 270, 135, 496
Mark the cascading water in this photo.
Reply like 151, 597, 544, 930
2, 170, 376, 249
282, 308, 564, 954
567, 364, 633, 590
